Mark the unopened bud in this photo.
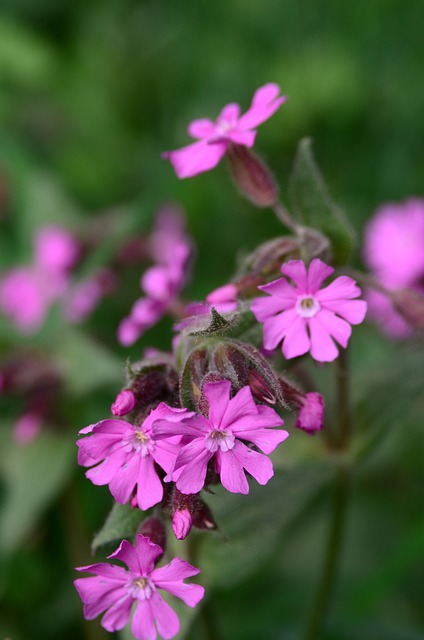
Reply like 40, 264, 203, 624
295, 392, 325, 434
192, 500, 217, 531
172, 509, 193, 540
391, 288, 424, 332
111, 389, 137, 416
138, 517, 167, 554
227, 144, 278, 208
248, 369, 277, 405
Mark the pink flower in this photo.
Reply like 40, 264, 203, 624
172, 509, 193, 541
63, 268, 116, 323
363, 199, 424, 338
0, 225, 79, 333
295, 392, 325, 434
13, 412, 43, 445
74, 534, 204, 640
363, 199, 424, 288
77, 404, 193, 510
251, 259, 367, 363
163, 84, 286, 179
118, 208, 193, 346
173, 283, 238, 332
154, 380, 288, 495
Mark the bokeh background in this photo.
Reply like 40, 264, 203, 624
0, 1, 423, 639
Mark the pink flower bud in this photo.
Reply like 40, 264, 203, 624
111, 389, 136, 416
295, 392, 325, 434
172, 509, 193, 540
227, 144, 279, 208
13, 412, 42, 445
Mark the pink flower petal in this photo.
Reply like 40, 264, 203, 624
131, 599, 156, 640
308, 317, 339, 362
101, 593, 133, 632
151, 439, 181, 474
154, 579, 204, 608
217, 102, 241, 123
187, 118, 216, 139
281, 314, 311, 359
151, 558, 201, 583
316, 309, 352, 348
153, 415, 209, 440
74, 578, 127, 620
173, 441, 213, 494
239, 83, 286, 130
150, 592, 180, 640
322, 298, 367, 324
134, 535, 163, 575
163, 140, 227, 179
85, 449, 129, 486
317, 275, 362, 302
220, 385, 258, 428
232, 441, 274, 486
262, 308, 298, 351
75, 563, 128, 581
136, 455, 163, 510
281, 260, 309, 290
227, 130, 256, 147
109, 452, 140, 504
217, 449, 249, 494
108, 538, 142, 574
203, 379, 231, 426
307, 259, 334, 292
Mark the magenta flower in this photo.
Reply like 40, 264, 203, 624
118, 208, 193, 346
163, 83, 286, 179
154, 380, 288, 495
251, 259, 367, 363
0, 225, 79, 334
63, 268, 116, 323
74, 534, 204, 640
77, 404, 192, 510
363, 199, 424, 338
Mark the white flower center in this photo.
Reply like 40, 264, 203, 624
216, 120, 233, 136
132, 429, 154, 457
129, 576, 155, 600
295, 295, 321, 318
205, 429, 235, 453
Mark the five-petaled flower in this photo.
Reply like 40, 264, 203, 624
74, 534, 204, 640
77, 404, 192, 510
163, 83, 286, 179
251, 259, 367, 362
153, 380, 288, 495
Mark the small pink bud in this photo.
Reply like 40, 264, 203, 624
13, 412, 42, 445
227, 144, 279, 208
111, 389, 136, 416
296, 392, 325, 434
172, 509, 193, 540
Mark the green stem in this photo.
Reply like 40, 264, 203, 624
301, 350, 352, 640
272, 201, 299, 233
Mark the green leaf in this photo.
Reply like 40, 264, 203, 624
92, 502, 145, 553
289, 137, 353, 264
0, 430, 75, 553
197, 463, 330, 588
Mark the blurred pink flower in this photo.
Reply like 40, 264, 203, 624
13, 412, 43, 445
154, 380, 288, 495
0, 226, 79, 333
163, 84, 286, 178
363, 199, 424, 338
74, 534, 204, 640
63, 268, 116, 323
118, 208, 193, 346
251, 259, 367, 362
77, 404, 192, 510
295, 392, 325, 434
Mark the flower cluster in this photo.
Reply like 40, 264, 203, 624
363, 198, 424, 337
118, 207, 193, 346
74, 83, 372, 640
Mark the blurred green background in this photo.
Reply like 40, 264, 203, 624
0, 1, 423, 639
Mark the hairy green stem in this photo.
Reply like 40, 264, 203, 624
301, 350, 352, 640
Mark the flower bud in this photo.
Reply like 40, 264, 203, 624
192, 500, 217, 531
111, 389, 137, 416
391, 288, 424, 332
138, 517, 167, 555
248, 369, 277, 405
227, 144, 279, 208
172, 509, 193, 540
295, 392, 325, 434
